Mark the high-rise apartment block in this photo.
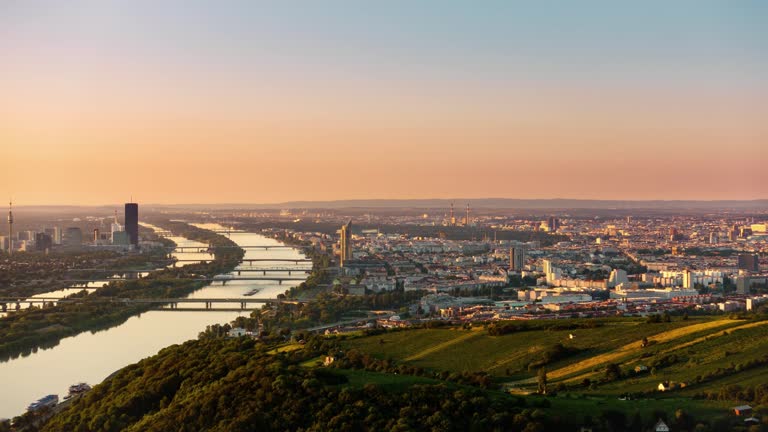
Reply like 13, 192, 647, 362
737, 254, 759, 273
509, 246, 526, 271
339, 221, 352, 267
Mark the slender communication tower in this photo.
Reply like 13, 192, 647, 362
7, 200, 13, 256
449, 202, 455, 226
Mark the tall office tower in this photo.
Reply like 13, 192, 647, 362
125, 203, 139, 247
626, 216, 632, 224
46, 226, 62, 245
35, 233, 52, 251
93, 228, 100, 243
64, 227, 83, 248
339, 220, 352, 267
737, 254, 760, 273
449, 202, 456, 226
547, 216, 559, 232
509, 246, 526, 271
7, 200, 13, 255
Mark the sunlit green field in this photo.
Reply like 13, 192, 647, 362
341, 316, 768, 396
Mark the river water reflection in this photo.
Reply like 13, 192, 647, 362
0, 224, 307, 419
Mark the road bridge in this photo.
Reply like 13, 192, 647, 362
171, 258, 312, 265
0, 296, 310, 312
65, 267, 313, 275
52, 276, 306, 285
169, 245, 296, 252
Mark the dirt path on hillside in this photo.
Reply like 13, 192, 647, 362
504, 319, 738, 386
404, 329, 483, 362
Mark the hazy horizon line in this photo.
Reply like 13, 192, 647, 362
8, 197, 768, 209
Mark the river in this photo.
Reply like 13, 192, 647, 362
0, 224, 308, 419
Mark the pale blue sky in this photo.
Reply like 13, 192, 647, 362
1, 1, 766, 204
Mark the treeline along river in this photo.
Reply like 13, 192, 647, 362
0, 223, 308, 419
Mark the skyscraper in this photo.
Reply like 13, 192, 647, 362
63, 227, 83, 248
339, 220, 352, 267
35, 233, 52, 251
547, 216, 559, 232
125, 202, 139, 247
7, 200, 13, 256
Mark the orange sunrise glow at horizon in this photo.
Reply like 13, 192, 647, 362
1, 1, 766, 206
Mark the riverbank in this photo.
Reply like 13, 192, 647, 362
0, 225, 310, 422
0, 242, 172, 299
0, 222, 243, 361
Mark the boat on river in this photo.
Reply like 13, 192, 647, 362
243, 288, 262, 296
63, 383, 91, 399
27, 394, 58, 412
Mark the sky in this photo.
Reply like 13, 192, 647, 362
1, 1, 766, 205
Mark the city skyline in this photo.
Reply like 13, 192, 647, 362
2, 1, 766, 205
2, 3, 768, 428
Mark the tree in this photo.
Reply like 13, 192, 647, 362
605, 363, 621, 382
537, 368, 548, 394
674, 408, 694, 431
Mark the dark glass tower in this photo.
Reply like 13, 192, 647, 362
125, 203, 139, 247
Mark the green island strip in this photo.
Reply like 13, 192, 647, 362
0, 221, 244, 362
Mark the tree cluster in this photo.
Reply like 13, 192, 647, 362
40, 337, 567, 432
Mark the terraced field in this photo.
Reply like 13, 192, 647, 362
342, 316, 768, 395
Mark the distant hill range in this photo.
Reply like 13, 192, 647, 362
13, 199, 768, 212
156, 198, 768, 211
262, 198, 768, 210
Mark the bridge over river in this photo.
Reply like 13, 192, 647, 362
0, 296, 310, 312
65, 267, 314, 276
55, 275, 307, 284
168, 245, 297, 252
170, 258, 312, 265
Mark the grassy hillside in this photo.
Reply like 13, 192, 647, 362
30, 315, 768, 431
36, 337, 570, 432
341, 316, 768, 397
